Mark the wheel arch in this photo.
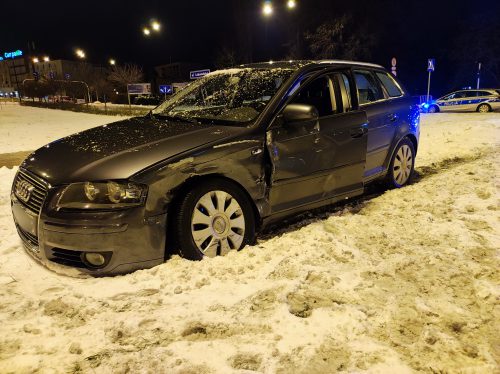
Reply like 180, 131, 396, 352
477, 103, 491, 112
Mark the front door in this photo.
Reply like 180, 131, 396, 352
267, 72, 368, 214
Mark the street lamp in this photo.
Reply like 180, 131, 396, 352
151, 21, 161, 31
43, 56, 50, 62
32, 57, 39, 63
143, 27, 151, 36
76, 49, 85, 59
287, 0, 296, 9
262, 1, 273, 16
109, 59, 116, 65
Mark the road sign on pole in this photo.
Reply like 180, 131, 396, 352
391, 57, 397, 76
159, 84, 173, 100
427, 59, 435, 72
190, 69, 210, 79
159, 85, 173, 94
426, 58, 435, 103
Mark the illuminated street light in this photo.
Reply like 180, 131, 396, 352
287, 0, 296, 9
109, 59, 116, 65
262, 1, 273, 16
151, 21, 161, 31
143, 27, 151, 36
76, 49, 85, 58
43, 56, 50, 62
32, 57, 39, 63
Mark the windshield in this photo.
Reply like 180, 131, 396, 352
152, 68, 294, 126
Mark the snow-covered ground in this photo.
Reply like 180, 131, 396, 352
0, 108, 499, 373
0, 103, 128, 153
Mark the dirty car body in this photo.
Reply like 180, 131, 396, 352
11, 60, 420, 275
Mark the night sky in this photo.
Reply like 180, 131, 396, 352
2, 0, 499, 95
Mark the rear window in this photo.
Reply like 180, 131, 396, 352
354, 70, 384, 104
375, 71, 403, 97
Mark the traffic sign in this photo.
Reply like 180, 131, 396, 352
190, 69, 210, 79
159, 85, 173, 94
427, 59, 435, 72
127, 83, 151, 95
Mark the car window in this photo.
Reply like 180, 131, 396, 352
290, 76, 334, 117
463, 91, 477, 98
375, 71, 403, 97
354, 70, 384, 104
477, 91, 493, 97
454, 92, 467, 99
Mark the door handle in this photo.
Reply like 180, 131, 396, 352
350, 128, 364, 138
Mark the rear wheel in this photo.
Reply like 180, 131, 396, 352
385, 138, 415, 188
477, 103, 491, 113
174, 179, 256, 260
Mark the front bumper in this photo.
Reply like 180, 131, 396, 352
11, 181, 167, 276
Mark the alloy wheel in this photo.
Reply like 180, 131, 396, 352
191, 190, 245, 257
393, 144, 413, 186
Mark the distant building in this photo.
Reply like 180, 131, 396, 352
0, 51, 107, 98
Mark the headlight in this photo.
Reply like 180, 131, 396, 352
56, 181, 147, 210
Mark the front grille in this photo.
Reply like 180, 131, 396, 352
50, 248, 86, 268
13, 169, 49, 214
16, 224, 40, 253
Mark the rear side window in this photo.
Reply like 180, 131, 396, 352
375, 72, 403, 97
354, 70, 383, 104
477, 91, 494, 97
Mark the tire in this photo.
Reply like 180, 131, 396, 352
173, 178, 256, 260
385, 138, 416, 188
477, 103, 491, 113
428, 105, 439, 113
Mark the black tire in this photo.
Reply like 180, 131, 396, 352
477, 103, 491, 113
385, 138, 416, 189
173, 178, 256, 260
428, 105, 439, 113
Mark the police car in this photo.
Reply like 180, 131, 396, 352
427, 89, 500, 113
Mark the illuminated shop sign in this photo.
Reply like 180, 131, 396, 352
0, 50, 23, 61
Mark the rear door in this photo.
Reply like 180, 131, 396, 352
353, 70, 396, 177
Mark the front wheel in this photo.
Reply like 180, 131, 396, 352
174, 179, 256, 260
428, 105, 439, 113
385, 138, 416, 188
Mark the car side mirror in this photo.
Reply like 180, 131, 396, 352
282, 104, 319, 124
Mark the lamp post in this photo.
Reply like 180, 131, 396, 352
75, 49, 91, 104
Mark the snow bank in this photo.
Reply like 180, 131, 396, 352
0, 104, 127, 153
0, 110, 499, 373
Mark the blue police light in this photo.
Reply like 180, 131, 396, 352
422, 103, 430, 109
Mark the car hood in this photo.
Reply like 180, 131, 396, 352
21, 116, 245, 185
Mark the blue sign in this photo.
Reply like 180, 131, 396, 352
0, 49, 23, 61
159, 85, 173, 94
427, 59, 435, 72
190, 69, 210, 79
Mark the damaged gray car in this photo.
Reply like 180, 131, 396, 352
11, 60, 420, 275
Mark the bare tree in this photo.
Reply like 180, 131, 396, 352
108, 64, 144, 90
305, 14, 376, 60
215, 46, 238, 69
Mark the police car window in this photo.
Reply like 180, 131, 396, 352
463, 91, 477, 98
478, 91, 493, 97
375, 72, 403, 97
454, 92, 467, 98
290, 76, 334, 117
354, 71, 383, 104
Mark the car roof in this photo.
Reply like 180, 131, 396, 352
237, 59, 384, 70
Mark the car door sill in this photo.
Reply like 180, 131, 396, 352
261, 188, 365, 228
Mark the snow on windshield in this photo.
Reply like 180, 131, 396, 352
153, 68, 294, 125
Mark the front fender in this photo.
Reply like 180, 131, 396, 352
133, 136, 267, 217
